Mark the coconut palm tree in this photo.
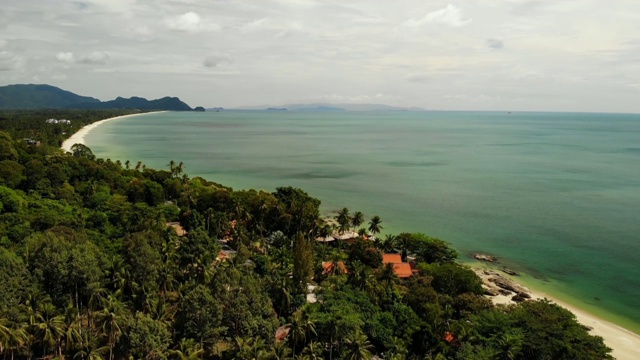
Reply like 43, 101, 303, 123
167, 160, 176, 177
381, 234, 397, 253
301, 341, 324, 359
335, 208, 351, 235
288, 311, 316, 359
176, 161, 185, 178
169, 339, 203, 360
73, 334, 109, 360
124, 160, 131, 170
270, 341, 293, 360
234, 337, 271, 360
135, 161, 143, 171
377, 263, 399, 289
1, 318, 28, 360
368, 215, 383, 235
347, 262, 372, 292
0, 317, 10, 353
34, 302, 65, 358
94, 296, 130, 360
342, 331, 373, 360
351, 211, 364, 232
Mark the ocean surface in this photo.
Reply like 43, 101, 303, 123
85, 110, 640, 332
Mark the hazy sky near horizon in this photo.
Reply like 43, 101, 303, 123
1, 0, 639, 112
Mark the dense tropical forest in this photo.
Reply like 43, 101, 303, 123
0, 110, 612, 359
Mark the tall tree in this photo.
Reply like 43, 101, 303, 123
292, 233, 314, 297
342, 331, 373, 360
336, 208, 351, 235
351, 211, 364, 232
368, 215, 383, 235
94, 296, 130, 360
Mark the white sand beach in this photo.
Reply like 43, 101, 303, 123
476, 269, 640, 360
61, 111, 166, 152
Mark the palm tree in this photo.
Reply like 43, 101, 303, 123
0, 317, 10, 354
135, 161, 143, 171
270, 341, 292, 360
381, 234, 398, 253
124, 160, 131, 170
234, 337, 271, 360
342, 331, 373, 360
73, 334, 109, 360
301, 341, 323, 359
34, 302, 65, 358
1, 318, 28, 360
288, 311, 316, 359
396, 233, 412, 262
168, 160, 176, 177
176, 161, 185, 178
169, 339, 203, 360
377, 263, 399, 289
347, 262, 372, 292
368, 215, 383, 235
335, 208, 351, 234
351, 211, 364, 232
94, 296, 130, 360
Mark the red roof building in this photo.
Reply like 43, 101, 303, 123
322, 261, 348, 275
382, 254, 402, 264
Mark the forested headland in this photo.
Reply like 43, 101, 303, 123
0, 110, 612, 359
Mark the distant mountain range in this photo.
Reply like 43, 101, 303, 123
235, 103, 426, 112
0, 84, 193, 111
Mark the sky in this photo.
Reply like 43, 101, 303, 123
1, 0, 639, 112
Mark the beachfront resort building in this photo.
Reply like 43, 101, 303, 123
46, 118, 71, 124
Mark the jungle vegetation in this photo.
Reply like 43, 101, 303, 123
0, 110, 612, 359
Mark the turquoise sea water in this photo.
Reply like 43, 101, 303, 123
86, 110, 640, 332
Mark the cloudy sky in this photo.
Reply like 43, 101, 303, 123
1, 0, 639, 112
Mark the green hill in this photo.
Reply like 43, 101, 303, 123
71, 96, 192, 111
0, 84, 192, 111
0, 84, 100, 109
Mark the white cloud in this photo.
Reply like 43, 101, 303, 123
405, 4, 471, 28
55, 52, 75, 63
165, 12, 220, 33
79, 51, 109, 65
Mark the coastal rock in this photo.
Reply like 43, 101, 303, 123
473, 253, 497, 262
498, 289, 512, 296
511, 293, 528, 303
489, 277, 529, 295
482, 285, 499, 296
517, 291, 531, 299
501, 267, 518, 276
581, 325, 594, 331
483, 269, 501, 277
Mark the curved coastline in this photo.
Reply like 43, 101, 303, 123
472, 262, 640, 360
76, 111, 640, 358
60, 111, 167, 152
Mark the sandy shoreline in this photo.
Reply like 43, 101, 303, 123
61, 111, 167, 152
475, 267, 640, 360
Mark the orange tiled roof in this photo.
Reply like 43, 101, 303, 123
392, 263, 413, 278
322, 261, 348, 274
383, 254, 402, 264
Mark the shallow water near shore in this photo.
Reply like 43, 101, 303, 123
85, 110, 640, 333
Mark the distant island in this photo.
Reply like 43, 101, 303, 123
267, 107, 287, 111
0, 84, 193, 111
